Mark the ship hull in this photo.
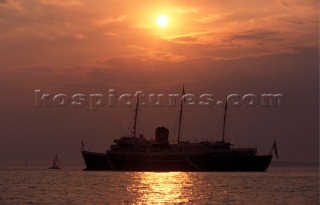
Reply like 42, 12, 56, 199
194, 155, 272, 172
82, 151, 272, 172
81, 151, 112, 171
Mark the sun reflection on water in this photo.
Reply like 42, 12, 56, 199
127, 172, 193, 204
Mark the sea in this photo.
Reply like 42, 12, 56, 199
0, 167, 318, 205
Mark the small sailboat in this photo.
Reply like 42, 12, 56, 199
49, 154, 61, 169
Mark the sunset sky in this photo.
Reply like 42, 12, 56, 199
0, 0, 318, 166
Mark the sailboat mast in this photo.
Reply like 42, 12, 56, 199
54, 154, 57, 167
177, 85, 185, 143
221, 100, 228, 142
51, 154, 55, 166
56, 154, 59, 167
132, 97, 139, 138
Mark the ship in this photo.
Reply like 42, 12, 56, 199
49, 154, 61, 169
81, 87, 277, 172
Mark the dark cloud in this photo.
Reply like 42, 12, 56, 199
228, 29, 281, 41
279, 16, 307, 24
279, 0, 318, 9
278, 16, 318, 25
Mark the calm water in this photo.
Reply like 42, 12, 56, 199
0, 167, 318, 205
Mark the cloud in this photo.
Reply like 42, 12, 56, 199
278, 15, 318, 26
0, 0, 24, 11
172, 36, 198, 44
0, 0, 317, 67
196, 13, 232, 23
228, 29, 281, 41
167, 6, 198, 14
74, 33, 86, 40
279, 0, 318, 9
278, 16, 308, 25
39, 0, 82, 5
94, 15, 127, 26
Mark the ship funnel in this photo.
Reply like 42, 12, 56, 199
155, 127, 169, 144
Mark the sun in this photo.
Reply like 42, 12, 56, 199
156, 15, 169, 27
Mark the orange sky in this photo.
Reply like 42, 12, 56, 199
0, 0, 318, 66
0, 0, 318, 166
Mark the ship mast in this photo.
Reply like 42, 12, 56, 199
221, 100, 228, 142
132, 97, 139, 138
177, 85, 185, 143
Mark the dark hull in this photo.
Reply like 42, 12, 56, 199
48, 167, 61, 169
82, 151, 272, 172
81, 151, 112, 171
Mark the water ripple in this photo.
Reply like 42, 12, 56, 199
0, 167, 318, 204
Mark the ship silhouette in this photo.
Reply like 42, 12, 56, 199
81, 86, 276, 171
